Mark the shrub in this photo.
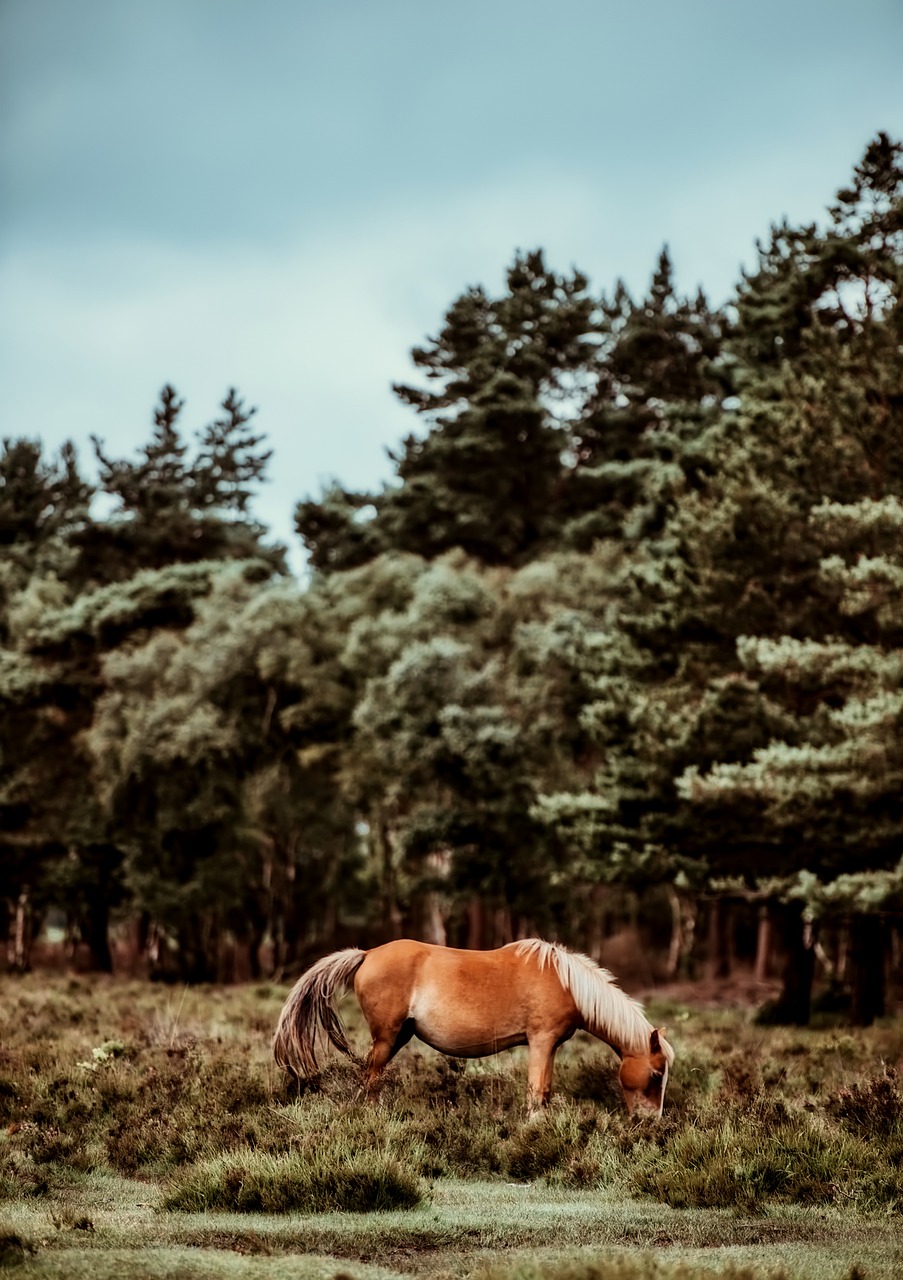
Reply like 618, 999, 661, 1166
564, 1057, 623, 1111
405, 1100, 507, 1177
503, 1110, 597, 1181
2, 972, 903, 1216
0, 1230, 34, 1268
163, 1148, 423, 1212
825, 1073, 903, 1138
628, 1112, 878, 1211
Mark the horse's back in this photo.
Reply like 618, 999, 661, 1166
356, 938, 543, 994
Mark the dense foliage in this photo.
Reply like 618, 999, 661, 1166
1, 136, 901, 1020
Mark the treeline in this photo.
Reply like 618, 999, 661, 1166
2, 135, 902, 1022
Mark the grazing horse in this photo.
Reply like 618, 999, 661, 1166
273, 938, 674, 1115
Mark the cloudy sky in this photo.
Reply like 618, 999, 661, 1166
3, 0, 902, 570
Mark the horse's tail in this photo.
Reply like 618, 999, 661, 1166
273, 947, 367, 1079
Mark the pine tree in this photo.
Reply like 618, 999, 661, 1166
379, 371, 564, 564
0, 438, 92, 553
0, 438, 92, 642
531, 135, 903, 1004
664, 133, 903, 1018
77, 385, 284, 583
296, 251, 600, 571
1, 384, 285, 972
556, 248, 726, 548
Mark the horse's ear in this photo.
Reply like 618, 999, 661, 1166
650, 1027, 667, 1053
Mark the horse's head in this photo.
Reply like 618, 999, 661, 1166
618, 1027, 673, 1117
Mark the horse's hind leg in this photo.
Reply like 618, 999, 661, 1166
355, 955, 416, 1098
364, 1018, 414, 1096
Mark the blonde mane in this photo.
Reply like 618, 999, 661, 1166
510, 938, 668, 1060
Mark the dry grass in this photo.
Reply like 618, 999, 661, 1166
0, 972, 901, 1277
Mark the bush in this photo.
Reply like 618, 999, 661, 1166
503, 1111, 597, 1181
2, 974, 903, 1216
825, 1073, 903, 1138
163, 1148, 424, 1212
0, 1230, 34, 1268
628, 1111, 883, 1211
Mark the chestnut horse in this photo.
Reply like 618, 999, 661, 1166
273, 938, 674, 1115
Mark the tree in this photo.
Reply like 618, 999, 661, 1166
0, 385, 285, 974
296, 251, 600, 571
0, 438, 92, 557
296, 247, 729, 573
661, 133, 903, 1017
84, 561, 359, 979
559, 248, 726, 548
528, 134, 903, 1000
0, 438, 92, 640
679, 497, 903, 1023
75, 385, 284, 584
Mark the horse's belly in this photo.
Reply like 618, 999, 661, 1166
412, 1020, 527, 1058
409, 985, 529, 1057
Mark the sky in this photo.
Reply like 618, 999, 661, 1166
2, 0, 903, 572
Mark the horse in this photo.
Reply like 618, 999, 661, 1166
273, 938, 674, 1115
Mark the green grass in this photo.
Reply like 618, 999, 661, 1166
0, 972, 901, 1276
1, 1176, 901, 1278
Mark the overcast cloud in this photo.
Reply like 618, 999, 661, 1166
3, 0, 902, 569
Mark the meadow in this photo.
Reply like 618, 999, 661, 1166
0, 972, 901, 1279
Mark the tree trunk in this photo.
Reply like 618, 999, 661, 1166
492, 905, 513, 947
163, 917, 217, 984
706, 896, 732, 980
754, 903, 771, 982
409, 850, 449, 945
848, 912, 885, 1027
414, 891, 447, 945
7, 890, 33, 973
246, 927, 263, 981
376, 809, 403, 940
145, 919, 166, 980
585, 884, 607, 961
83, 891, 114, 973
765, 901, 815, 1025
272, 844, 300, 979
665, 885, 698, 980
466, 898, 487, 949
665, 885, 682, 979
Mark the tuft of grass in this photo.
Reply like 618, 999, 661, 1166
0, 1228, 34, 1268
626, 1108, 898, 1212
825, 1072, 903, 1138
163, 1148, 424, 1213
503, 1110, 598, 1182
475, 1261, 795, 1280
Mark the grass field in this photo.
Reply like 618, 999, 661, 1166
0, 973, 901, 1278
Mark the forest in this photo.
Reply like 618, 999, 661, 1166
1, 133, 901, 1026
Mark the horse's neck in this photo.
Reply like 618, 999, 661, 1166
581, 988, 654, 1059
590, 1027, 624, 1059
588, 1018, 653, 1059
562, 959, 652, 1056
511, 938, 653, 1058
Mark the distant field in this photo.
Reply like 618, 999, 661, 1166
1, 974, 901, 1278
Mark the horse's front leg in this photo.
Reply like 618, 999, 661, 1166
526, 1037, 559, 1115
